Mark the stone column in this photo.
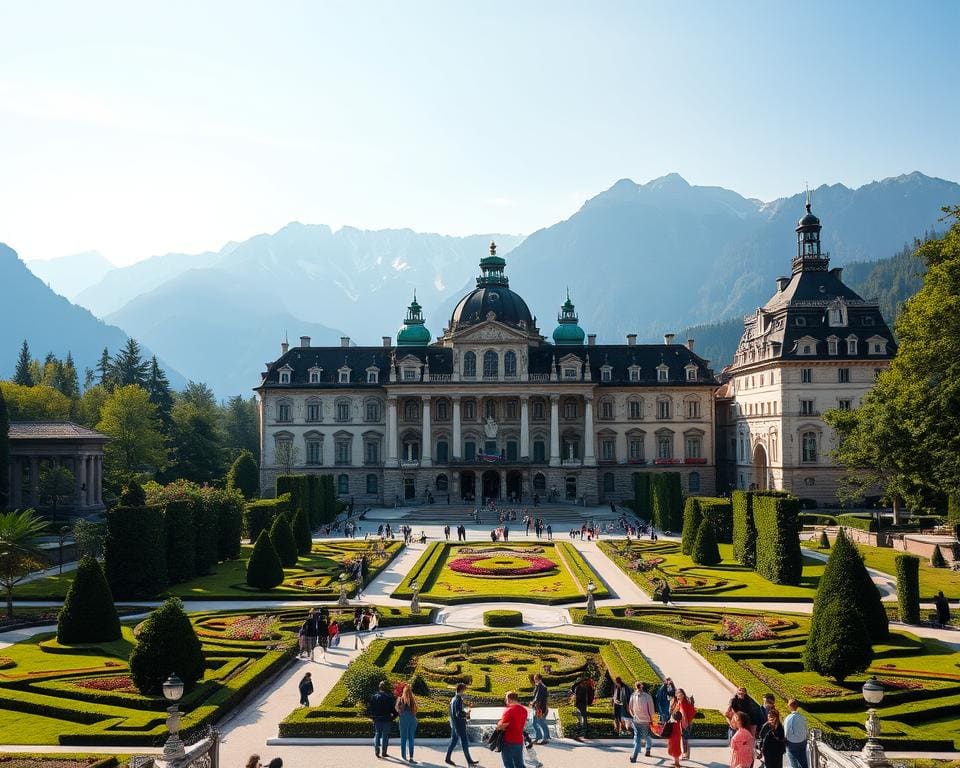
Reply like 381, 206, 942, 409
95, 456, 102, 505
11, 458, 22, 507
584, 395, 596, 466
386, 397, 398, 466
74, 455, 85, 508
421, 395, 432, 467
30, 456, 40, 507
549, 395, 561, 467
452, 396, 462, 459
84, 456, 92, 507
520, 396, 530, 459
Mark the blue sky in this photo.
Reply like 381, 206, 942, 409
1, 0, 957, 266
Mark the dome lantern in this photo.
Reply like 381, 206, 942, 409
449, 241, 535, 334
552, 289, 586, 345
396, 291, 432, 346
792, 189, 829, 274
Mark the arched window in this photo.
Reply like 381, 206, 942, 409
337, 474, 349, 494
366, 473, 378, 494
603, 472, 615, 492
483, 350, 498, 378
689, 471, 701, 492
463, 351, 476, 377
802, 432, 818, 463
504, 350, 517, 376
533, 472, 546, 491
436, 473, 449, 491
404, 399, 419, 420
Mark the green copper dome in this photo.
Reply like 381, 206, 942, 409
552, 291, 585, 345
397, 293, 432, 346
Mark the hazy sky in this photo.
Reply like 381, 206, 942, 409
2, 1, 958, 266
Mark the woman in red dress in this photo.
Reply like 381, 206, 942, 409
667, 709, 684, 767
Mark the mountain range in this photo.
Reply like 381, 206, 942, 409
14, 171, 958, 397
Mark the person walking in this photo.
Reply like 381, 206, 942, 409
298, 671, 313, 706
444, 524, 451, 541
300, 609, 319, 661
445, 683, 479, 766
628, 681, 655, 762
655, 677, 676, 726
671, 688, 697, 760
315, 611, 328, 661
530, 673, 550, 744
758, 709, 787, 768
783, 699, 809, 768
665, 710, 684, 768
396, 683, 419, 764
729, 711, 755, 768
546, 524, 552, 541
612, 676, 628, 736
495, 691, 528, 768
934, 591, 952, 628
368, 680, 397, 759
571, 677, 595, 740
327, 617, 340, 648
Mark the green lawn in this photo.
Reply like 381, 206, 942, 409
599, 539, 824, 601
804, 539, 960, 599
573, 605, 960, 750
392, 541, 609, 604
15, 540, 402, 602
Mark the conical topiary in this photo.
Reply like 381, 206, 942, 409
818, 530, 830, 549
269, 512, 298, 568
691, 518, 721, 566
128, 598, 204, 695
681, 497, 702, 556
806, 598, 873, 682
292, 506, 312, 557
57, 555, 121, 644
931, 545, 946, 568
226, 450, 259, 500
246, 530, 284, 589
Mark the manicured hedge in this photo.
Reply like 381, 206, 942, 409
163, 500, 197, 584
633, 473, 651, 520
691, 519, 721, 566
732, 490, 756, 568
193, 496, 219, 576
483, 610, 523, 627
681, 498, 702, 555
753, 492, 802, 585
322, 474, 336, 520
104, 505, 167, 600
836, 513, 876, 532
896, 554, 921, 625
213, 489, 244, 561
651, 473, 682, 532
242, 494, 290, 542
800, 513, 839, 527
698, 497, 733, 543
307, 474, 323, 527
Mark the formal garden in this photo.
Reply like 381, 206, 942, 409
392, 542, 609, 604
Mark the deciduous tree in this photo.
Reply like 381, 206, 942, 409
97, 385, 168, 482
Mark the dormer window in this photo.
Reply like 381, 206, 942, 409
403, 367, 418, 381
657, 365, 669, 382
366, 367, 379, 384
308, 366, 322, 384
685, 365, 698, 382
846, 336, 858, 355
279, 371, 290, 384
600, 365, 612, 382
827, 302, 847, 327
338, 367, 351, 384
867, 336, 888, 355
628, 366, 641, 382
563, 367, 577, 379
827, 336, 838, 355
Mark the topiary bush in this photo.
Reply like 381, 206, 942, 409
213, 487, 244, 561
805, 598, 873, 682
193, 496, 219, 576
753, 492, 802, 585
633, 473, 651, 521
681, 498, 702, 555
128, 598, 205, 695
57, 555, 121, 644
243, 496, 287, 543
104, 505, 167, 600
895, 554, 920, 625
226, 450, 259, 500
732, 490, 756, 568
818, 530, 830, 549
930, 545, 946, 568
691, 519, 721, 566
163, 500, 196, 584
246, 530, 284, 589
119, 480, 146, 507
651, 474, 669, 531
341, 660, 387, 705
699, 497, 733, 543
292, 506, 312, 556
322, 474, 336, 522
483, 610, 524, 627
307, 474, 323, 527
269, 512, 299, 568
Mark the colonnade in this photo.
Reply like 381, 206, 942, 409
7, 453, 104, 510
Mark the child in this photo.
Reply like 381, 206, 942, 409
667, 709, 684, 767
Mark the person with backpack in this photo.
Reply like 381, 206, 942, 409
298, 671, 313, 706
628, 681, 655, 762
571, 677, 595, 740
368, 680, 397, 759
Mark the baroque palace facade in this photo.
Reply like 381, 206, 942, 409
716, 199, 896, 504
256, 244, 718, 505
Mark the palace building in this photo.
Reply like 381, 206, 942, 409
255, 243, 718, 505
718, 199, 897, 503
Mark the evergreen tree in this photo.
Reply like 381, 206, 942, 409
681, 497, 702, 555
895, 554, 921, 625
128, 598, 204, 695
931, 545, 946, 568
246, 530, 284, 589
691, 519, 721, 566
226, 450, 259, 500
269, 512, 298, 567
806, 598, 873, 682
145, 357, 174, 429
60, 352, 80, 400
112, 338, 149, 387
97, 347, 113, 390
0, 387, 9, 509
13, 341, 33, 386
166, 397, 225, 485
57, 555, 120, 643
221, 395, 260, 461
818, 530, 830, 549
291, 506, 312, 556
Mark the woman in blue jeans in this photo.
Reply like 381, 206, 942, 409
396, 684, 419, 764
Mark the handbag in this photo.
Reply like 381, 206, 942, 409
661, 721, 674, 739
485, 728, 505, 753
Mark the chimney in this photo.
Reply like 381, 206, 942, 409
382, 336, 391, 348
280, 341, 289, 354
626, 334, 637, 346
686, 338, 695, 351
776, 276, 790, 292
340, 336, 350, 348
664, 333, 675, 345
300, 335, 311, 348
830, 266, 844, 281
587, 334, 596, 346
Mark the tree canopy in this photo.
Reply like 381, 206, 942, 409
97, 385, 168, 482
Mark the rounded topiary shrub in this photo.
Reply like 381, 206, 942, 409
342, 660, 387, 705
269, 512, 299, 568
129, 598, 204, 695
483, 609, 524, 627
226, 450, 259, 500
931, 545, 946, 568
57, 555, 121, 644
246, 530, 284, 589
691, 519, 721, 566
818, 530, 830, 549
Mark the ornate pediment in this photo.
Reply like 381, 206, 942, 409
450, 320, 531, 343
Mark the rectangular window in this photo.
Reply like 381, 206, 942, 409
563, 367, 577, 379
366, 474, 377, 494
436, 441, 449, 463
437, 400, 449, 420
533, 441, 546, 463
403, 368, 417, 381
306, 441, 322, 465
277, 403, 291, 422
335, 440, 352, 465
800, 400, 815, 416
338, 370, 350, 383
506, 441, 518, 461
337, 402, 351, 422
307, 402, 321, 422
465, 441, 476, 461
629, 438, 644, 460
367, 370, 378, 383
838, 368, 850, 383
685, 437, 701, 459
847, 339, 858, 354
686, 368, 697, 382
309, 372, 320, 383
533, 400, 545, 420
506, 400, 518, 420
464, 400, 475, 420
629, 400, 642, 420
563, 401, 577, 419
364, 441, 379, 464
279, 371, 290, 384
657, 435, 672, 459
601, 401, 614, 419
801, 368, 812, 383
629, 368, 640, 382
686, 400, 701, 419
657, 368, 668, 382
838, 399, 852, 411
601, 439, 615, 460
365, 402, 379, 422
657, 400, 671, 419
601, 368, 612, 381
828, 340, 838, 355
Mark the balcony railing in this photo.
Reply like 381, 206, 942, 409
429, 373, 452, 382
653, 458, 682, 465
529, 374, 549, 382
684, 457, 708, 465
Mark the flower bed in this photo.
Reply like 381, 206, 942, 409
448, 553, 557, 577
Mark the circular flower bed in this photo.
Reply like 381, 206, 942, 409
449, 552, 557, 577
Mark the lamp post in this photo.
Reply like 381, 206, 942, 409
586, 579, 597, 616
410, 578, 421, 615
338, 571, 350, 607
861, 677, 889, 767
161, 673, 186, 761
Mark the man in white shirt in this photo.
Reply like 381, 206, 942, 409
783, 698, 809, 768
628, 681, 655, 762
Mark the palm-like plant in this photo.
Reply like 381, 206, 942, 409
0, 508, 47, 617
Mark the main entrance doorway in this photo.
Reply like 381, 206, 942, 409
482, 470, 501, 501
460, 471, 476, 502
506, 471, 523, 501
404, 477, 416, 500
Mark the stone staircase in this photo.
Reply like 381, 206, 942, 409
363, 504, 619, 526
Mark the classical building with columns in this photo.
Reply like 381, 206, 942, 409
255, 244, 718, 506
719, 200, 896, 504
6, 422, 108, 513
